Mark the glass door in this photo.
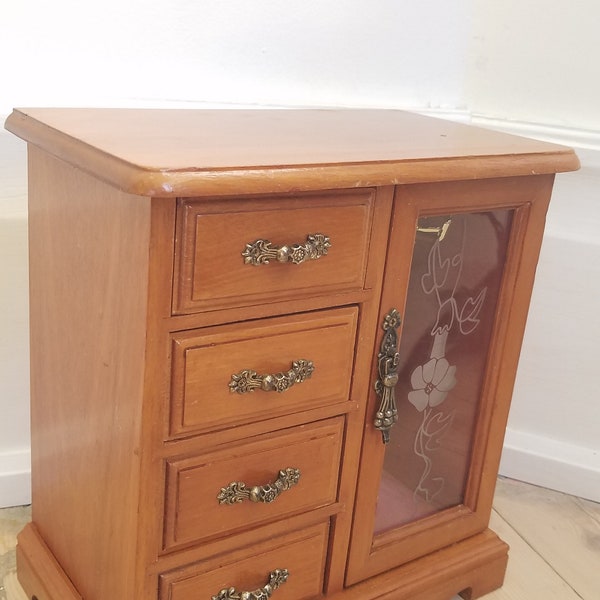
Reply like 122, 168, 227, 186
346, 176, 554, 585
374, 209, 513, 533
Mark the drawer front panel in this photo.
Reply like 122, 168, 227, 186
173, 190, 375, 314
164, 418, 343, 550
169, 307, 358, 438
159, 522, 329, 600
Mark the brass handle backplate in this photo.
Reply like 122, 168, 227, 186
374, 309, 402, 444
242, 233, 331, 265
229, 360, 314, 394
212, 568, 289, 600
217, 468, 301, 505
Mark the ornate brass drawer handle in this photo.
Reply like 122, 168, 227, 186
212, 569, 289, 600
229, 359, 314, 394
242, 233, 331, 265
374, 309, 402, 444
217, 468, 301, 505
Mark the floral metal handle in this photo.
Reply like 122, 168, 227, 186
242, 234, 331, 265
229, 360, 314, 394
212, 569, 289, 600
374, 309, 402, 444
217, 468, 301, 505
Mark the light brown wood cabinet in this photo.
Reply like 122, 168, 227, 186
5, 108, 578, 600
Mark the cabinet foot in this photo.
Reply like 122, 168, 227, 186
328, 528, 508, 600
16, 523, 82, 600
456, 551, 509, 600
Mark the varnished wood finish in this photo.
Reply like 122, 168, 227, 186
174, 191, 375, 314
5, 108, 579, 197
346, 176, 556, 584
5, 109, 578, 600
26, 147, 152, 600
163, 418, 343, 550
16, 524, 81, 600
169, 308, 358, 437
159, 523, 330, 600
328, 529, 509, 600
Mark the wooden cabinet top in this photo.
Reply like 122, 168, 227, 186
5, 107, 579, 197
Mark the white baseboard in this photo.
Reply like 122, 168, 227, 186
413, 107, 600, 152
0, 449, 31, 508
499, 428, 600, 503
471, 115, 600, 152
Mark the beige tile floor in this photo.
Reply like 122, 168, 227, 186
1, 478, 598, 600
0, 505, 30, 600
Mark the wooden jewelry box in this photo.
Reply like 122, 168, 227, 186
5, 108, 578, 600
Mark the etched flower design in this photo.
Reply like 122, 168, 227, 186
431, 298, 456, 335
408, 357, 457, 412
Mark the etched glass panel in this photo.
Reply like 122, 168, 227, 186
374, 210, 513, 534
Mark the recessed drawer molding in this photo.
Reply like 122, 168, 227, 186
169, 307, 358, 438
159, 523, 329, 600
163, 418, 343, 550
173, 190, 375, 314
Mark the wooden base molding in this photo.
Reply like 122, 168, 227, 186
16, 522, 506, 600
325, 529, 507, 600
16, 523, 81, 600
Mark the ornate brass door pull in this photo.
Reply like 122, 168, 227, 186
374, 309, 402, 444
229, 360, 314, 394
242, 233, 331, 265
217, 468, 301, 505
212, 569, 289, 600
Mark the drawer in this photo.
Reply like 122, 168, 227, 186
163, 418, 343, 550
173, 190, 375, 314
159, 522, 329, 600
169, 307, 358, 438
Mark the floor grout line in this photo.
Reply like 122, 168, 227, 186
574, 498, 600, 527
492, 505, 587, 600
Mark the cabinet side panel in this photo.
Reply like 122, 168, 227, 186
27, 146, 152, 600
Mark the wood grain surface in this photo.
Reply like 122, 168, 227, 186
5, 109, 579, 196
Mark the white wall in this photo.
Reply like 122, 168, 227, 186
1, 0, 599, 507
0, 0, 470, 114
0, 130, 29, 508
466, 1, 600, 501
469, 0, 600, 131
498, 149, 600, 501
